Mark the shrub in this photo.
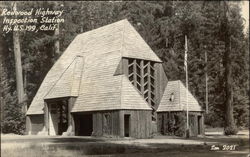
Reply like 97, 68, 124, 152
1, 111, 26, 134
1, 94, 26, 135
1, 118, 25, 135
174, 113, 186, 137
204, 113, 224, 128
224, 126, 238, 135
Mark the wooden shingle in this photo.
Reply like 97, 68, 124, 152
44, 56, 84, 99
27, 19, 158, 115
157, 80, 202, 112
120, 76, 152, 110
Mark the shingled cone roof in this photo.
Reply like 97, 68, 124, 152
27, 19, 160, 115
157, 80, 202, 112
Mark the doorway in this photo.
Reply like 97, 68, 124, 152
124, 114, 130, 137
48, 100, 68, 135
75, 114, 93, 136
197, 116, 202, 135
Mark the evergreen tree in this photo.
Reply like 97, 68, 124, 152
1, 1, 248, 134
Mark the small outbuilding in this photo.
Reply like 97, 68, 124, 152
157, 80, 204, 137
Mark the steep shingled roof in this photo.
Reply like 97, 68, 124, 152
157, 80, 202, 112
27, 19, 157, 115
44, 56, 84, 99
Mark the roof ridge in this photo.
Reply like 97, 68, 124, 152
121, 19, 126, 57
70, 56, 84, 97
43, 57, 78, 99
69, 57, 78, 96
124, 20, 162, 62
76, 56, 84, 97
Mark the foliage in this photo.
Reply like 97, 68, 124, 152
1, 92, 26, 134
173, 113, 186, 137
204, 113, 224, 128
224, 126, 238, 135
161, 113, 186, 137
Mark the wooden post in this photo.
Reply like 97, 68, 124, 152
119, 110, 124, 137
68, 97, 75, 135
155, 63, 160, 106
44, 102, 49, 135
202, 113, 205, 135
133, 59, 137, 88
26, 116, 31, 134
140, 60, 144, 93
147, 62, 151, 107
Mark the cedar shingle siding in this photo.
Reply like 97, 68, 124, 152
26, 19, 204, 138
157, 80, 202, 112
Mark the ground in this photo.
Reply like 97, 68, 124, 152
1, 130, 249, 157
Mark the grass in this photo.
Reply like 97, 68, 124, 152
1, 132, 249, 157
2, 143, 248, 157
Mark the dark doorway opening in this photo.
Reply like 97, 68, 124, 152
198, 116, 202, 135
48, 99, 68, 135
75, 114, 93, 136
124, 114, 130, 137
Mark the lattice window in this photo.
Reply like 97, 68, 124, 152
126, 58, 156, 121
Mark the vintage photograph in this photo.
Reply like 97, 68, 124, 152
0, 1, 249, 157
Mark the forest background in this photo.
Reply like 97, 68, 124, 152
0, 1, 249, 135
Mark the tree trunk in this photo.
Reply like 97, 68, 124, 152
12, 2, 26, 113
53, 2, 60, 57
224, 37, 235, 129
88, 2, 95, 29
54, 24, 60, 56
222, 1, 236, 132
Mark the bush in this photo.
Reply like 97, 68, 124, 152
205, 113, 224, 128
174, 113, 186, 137
1, 93, 26, 135
224, 126, 238, 135
1, 117, 25, 135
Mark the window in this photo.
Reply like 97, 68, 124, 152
126, 58, 156, 121
169, 93, 174, 102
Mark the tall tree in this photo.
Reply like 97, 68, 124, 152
53, 2, 63, 60
12, 2, 26, 112
219, 1, 238, 134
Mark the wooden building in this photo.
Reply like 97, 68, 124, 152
157, 80, 204, 136
26, 19, 204, 138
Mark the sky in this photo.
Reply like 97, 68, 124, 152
241, 1, 249, 34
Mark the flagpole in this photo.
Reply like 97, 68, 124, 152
205, 50, 208, 114
185, 35, 189, 138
